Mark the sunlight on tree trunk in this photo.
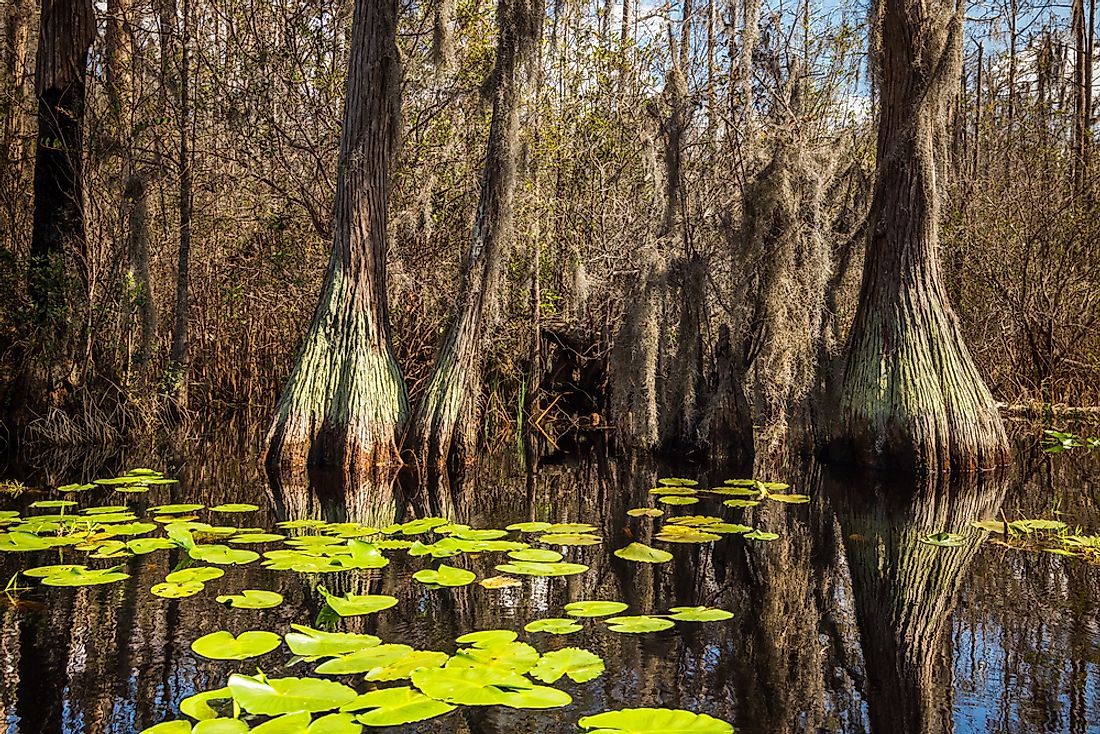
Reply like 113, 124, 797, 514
264, 0, 408, 478
829, 0, 1008, 471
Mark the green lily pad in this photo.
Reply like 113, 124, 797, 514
363, 650, 450, 682
649, 487, 696, 496
564, 600, 628, 617
125, 537, 175, 554
166, 566, 225, 584
1011, 519, 1068, 533
722, 499, 760, 508
614, 542, 673, 563
341, 686, 456, 726
667, 606, 734, 622
919, 531, 965, 547
410, 667, 533, 706
23, 564, 84, 578
228, 533, 285, 544
315, 644, 415, 675
189, 544, 260, 565
538, 533, 602, 546
455, 629, 518, 646
216, 589, 283, 609
412, 564, 476, 587
767, 493, 810, 504
544, 523, 598, 534
41, 565, 130, 586
578, 707, 734, 733
318, 586, 398, 616
508, 548, 564, 562
30, 499, 77, 509
495, 561, 589, 577
530, 647, 605, 683
971, 519, 1007, 533
605, 615, 675, 633
228, 673, 357, 715
506, 521, 553, 533
180, 687, 232, 720
659, 478, 699, 487
658, 496, 699, 506
150, 503, 205, 514
524, 617, 583, 634
151, 580, 205, 598
447, 641, 540, 674
191, 630, 282, 660
210, 503, 260, 513
250, 713, 312, 733
627, 508, 664, 517
744, 530, 780, 542
655, 526, 721, 543
284, 624, 381, 657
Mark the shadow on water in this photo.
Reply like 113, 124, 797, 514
0, 433, 1099, 732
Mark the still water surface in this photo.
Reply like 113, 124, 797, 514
0, 435, 1098, 733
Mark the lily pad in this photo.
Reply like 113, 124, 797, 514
166, 566, 225, 584
448, 641, 540, 674
140, 722, 192, 734
341, 686, 456, 726
216, 589, 283, 609
41, 565, 130, 586
530, 647, 605, 683
151, 580, 205, 598
284, 624, 381, 657
506, 521, 553, 533
181, 687, 232, 720
524, 617, 583, 635
627, 508, 664, 517
210, 503, 260, 513
605, 615, 675, 633
578, 707, 733, 733
658, 496, 699, 506
228, 673, 358, 716
722, 499, 760, 508
537, 533, 602, 546
228, 533, 285, 544
318, 586, 398, 616
744, 530, 780, 542
495, 561, 589, 577
508, 548, 564, 562
412, 564, 476, 587
189, 544, 260, 565
544, 523, 598, 534
614, 542, 673, 563
667, 606, 734, 622
191, 630, 282, 660
455, 629, 518, 646
919, 531, 965, 547
767, 493, 810, 504
150, 503, 205, 514
564, 600, 628, 617
364, 650, 450, 682
655, 526, 721, 543
315, 644, 415, 675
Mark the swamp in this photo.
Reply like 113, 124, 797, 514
2, 0, 1100, 731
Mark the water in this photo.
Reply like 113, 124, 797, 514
0, 433, 1098, 733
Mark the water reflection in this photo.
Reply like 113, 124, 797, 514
0, 439, 1098, 732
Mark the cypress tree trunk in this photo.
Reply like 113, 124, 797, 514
828, 0, 1008, 471
28, 0, 94, 352
263, 0, 408, 476
407, 0, 542, 505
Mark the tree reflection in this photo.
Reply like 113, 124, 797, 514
827, 467, 1008, 734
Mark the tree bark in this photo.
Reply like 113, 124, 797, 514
264, 0, 409, 478
828, 0, 1008, 471
407, 0, 542, 509
29, 0, 94, 329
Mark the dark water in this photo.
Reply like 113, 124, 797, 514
1, 432, 1099, 734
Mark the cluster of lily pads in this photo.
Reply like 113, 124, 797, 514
155, 594, 736, 732
0, 469, 755, 732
